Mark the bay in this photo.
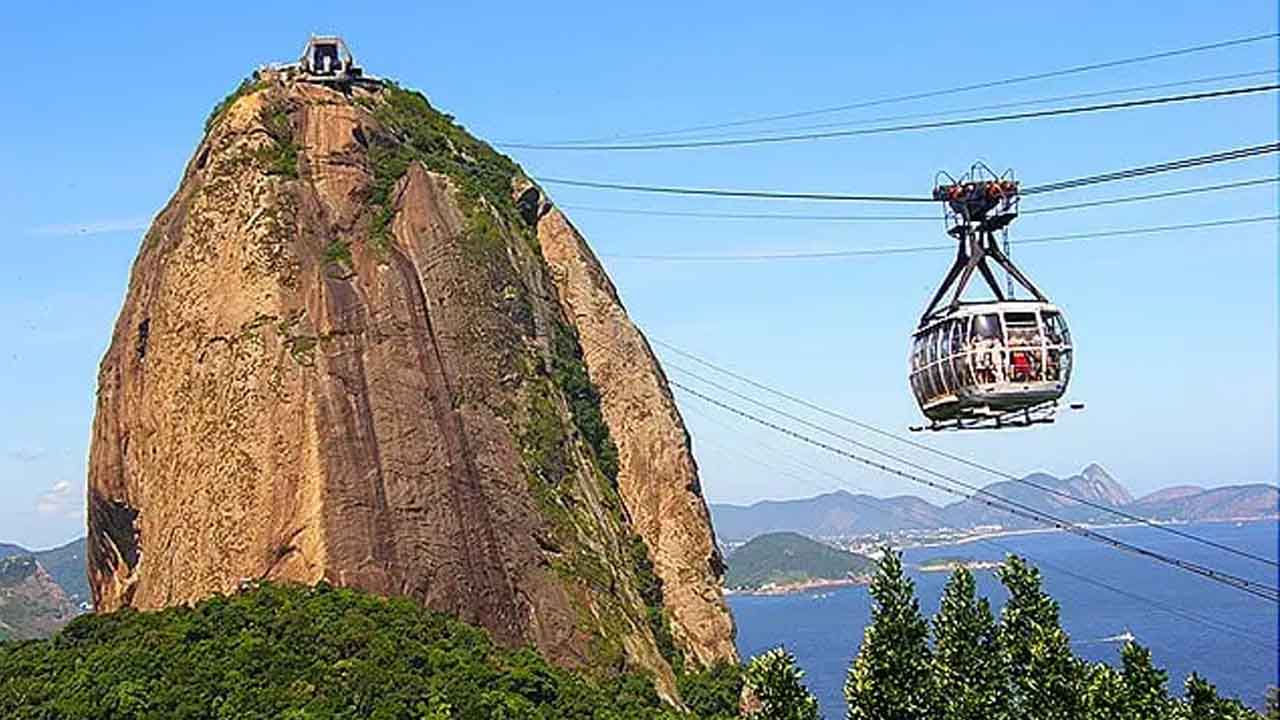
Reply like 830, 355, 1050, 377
728, 520, 1278, 718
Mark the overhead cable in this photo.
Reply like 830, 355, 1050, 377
659, 339, 1280, 569
501, 84, 1278, 151
670, 378, 1280, 603
522, 32, 1280, 144
558, 177, 1278, 222
536, 142, 1280, 202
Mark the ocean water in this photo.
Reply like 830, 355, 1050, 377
728, 520, 1278, 718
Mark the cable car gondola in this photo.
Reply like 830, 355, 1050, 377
909, 164, 1074, 431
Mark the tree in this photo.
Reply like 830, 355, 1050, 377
1264, 686, 1280, 720
1181, 673, 1259, 720
996, 555, 1084, 720
741, 647, 820, 720
844, 548, 937, 720
932, 567, 1007, 720
1118, 641, 1173, 719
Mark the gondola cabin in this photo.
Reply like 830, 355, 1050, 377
909, 163, 1076, 430
910, 301, 1072, 425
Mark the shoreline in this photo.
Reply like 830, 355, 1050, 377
726, 575, 871, 597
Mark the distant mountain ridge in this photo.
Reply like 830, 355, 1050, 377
710, 465, 1277, 541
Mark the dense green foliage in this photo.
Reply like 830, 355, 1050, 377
0, 583, 837, 719
741, 648, 820, 720
364, 84, 526, 256
255, 102, 299, 179
844, 549, 1261, 720
930, 563, 1002, 720
0, 583, 699, 720
678, 661, 744, 719
551, 323, 620, 485
725, 533, 873, 590
844, 551, 937, 720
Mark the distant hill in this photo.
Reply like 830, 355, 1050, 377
0, 556, 77, 640
0, 538, 89, 608
724, 532, 873, 590
712, 492, 945, 541
1134, 485, 1205, 505
1128, 484, 1279, 522
710, 465, 1278, 541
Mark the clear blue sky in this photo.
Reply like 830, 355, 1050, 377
0, 2, 1276, 548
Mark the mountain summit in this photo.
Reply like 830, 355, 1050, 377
85, 61, 734, 696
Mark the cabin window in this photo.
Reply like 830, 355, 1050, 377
950, 319, 967, 355
971, 313, 1003, 344
1042, 311, 1071, 346
929, 364, 946, 396
925, 330, 938, 365
1004, 311, 1041, 347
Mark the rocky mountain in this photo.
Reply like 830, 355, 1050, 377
724, 532, 874, 590
0, 556, 77, 640
0, 538, 90, 609
85, 66, 732, 697
710, 465, 1277, 541
940, 463, 1133, 528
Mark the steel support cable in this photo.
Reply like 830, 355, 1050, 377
601, 215, 1280, 261
584, 69, 1278, 144
517, 32, 1280, 144
664, 371, 1280, 603
536, 142, 1280, 202
1022, 142, 1280, 194
501, 84, 1279, 151
680, 400, 1278, 651
558, 177, 1279, 222
656, 339, 1280, 569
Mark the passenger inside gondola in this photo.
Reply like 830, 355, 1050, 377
970, 313, 1003, 384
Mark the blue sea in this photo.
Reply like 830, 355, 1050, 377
728, 520, 1279, 718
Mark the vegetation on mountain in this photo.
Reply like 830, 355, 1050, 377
0, 583, 816, 719
844, 549, 1262, 720
725, 532, 872, 590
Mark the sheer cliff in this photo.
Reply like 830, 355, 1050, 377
85, 70, 734, 696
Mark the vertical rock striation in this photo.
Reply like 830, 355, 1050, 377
86, 70, 735, 697
518, 184, 738, 666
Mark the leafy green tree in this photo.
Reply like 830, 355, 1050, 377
1081, 662, 1128, 720
679, 661, 745, 719
932, 567, 1007, 720
996, 555, 1085, 720
1180, 673, 1259, 720
1118, 641, 1173, 719
741, 647, 820, 720
844, 548, 937, 720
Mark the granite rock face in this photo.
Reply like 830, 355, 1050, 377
86, 72, 734, 697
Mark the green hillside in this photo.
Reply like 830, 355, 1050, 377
0, 582, 745, 719
725, 532, 873, 590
